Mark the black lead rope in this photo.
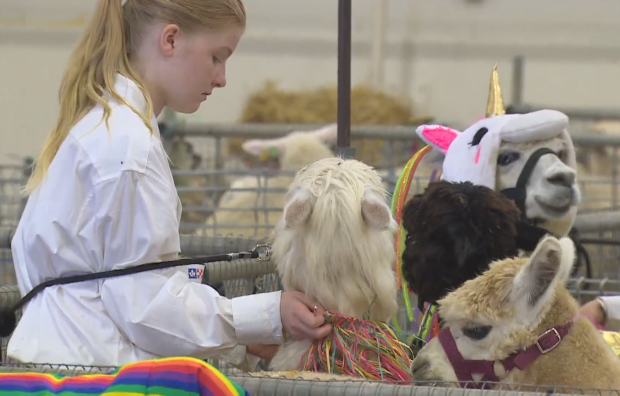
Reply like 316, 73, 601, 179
501, 147, 557, 217
0, 244, 271, 338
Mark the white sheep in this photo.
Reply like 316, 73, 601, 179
197, 124, 337, 238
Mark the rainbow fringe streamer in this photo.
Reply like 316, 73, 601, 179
298, 312, 413, 383
390, 145, 442, 331
414, 303, 441, 344
0, 357, 249, 396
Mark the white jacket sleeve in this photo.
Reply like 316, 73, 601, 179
96, 170, 283, 359
598, 296, 620, 331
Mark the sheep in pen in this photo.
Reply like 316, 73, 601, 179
163, 79, 439, 236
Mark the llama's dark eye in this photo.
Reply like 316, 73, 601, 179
497, 152, 520, 166
462, 324, 492, 340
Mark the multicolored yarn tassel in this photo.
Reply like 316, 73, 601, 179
298, 312, 413, 383
0, 357, 249, 396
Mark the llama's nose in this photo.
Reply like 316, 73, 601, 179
410, 356, 430, 376
546, 169, 575, 188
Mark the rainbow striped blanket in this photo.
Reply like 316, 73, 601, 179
0, 357, 250, 395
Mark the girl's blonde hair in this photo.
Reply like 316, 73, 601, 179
24, 0, 246, 195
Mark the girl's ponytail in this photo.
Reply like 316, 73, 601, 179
24, 0, 153, 195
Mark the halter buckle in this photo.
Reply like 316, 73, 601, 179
535, 327, 561, 354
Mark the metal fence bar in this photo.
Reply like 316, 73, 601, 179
573, 211, 620, 233
0, 363, 602, 395
4, 209, 620, 251
0, 284, 22, 311
172, 123, 423, 139
0, 230, 268, 255
336, 0, 353, 159
0, 275, 613, 314
231, 377, 579, 396
178, 235, 268, 257
0, 364, 609, 395
157, 122, 620, 147
511, 55, 525, 107
509, 104, 620, 121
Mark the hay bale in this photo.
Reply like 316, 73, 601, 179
230, 81, 433, 168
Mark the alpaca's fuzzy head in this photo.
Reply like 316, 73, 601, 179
272, 157, 399, 321
401, 180, 524, 307
411, 235, 577, 384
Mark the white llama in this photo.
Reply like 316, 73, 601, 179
267, 156, 399, 372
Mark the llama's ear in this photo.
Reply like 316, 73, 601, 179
361, 189, 394, 230
511, 235, 575, 323
241, 139, 271, 157
310, 123, 338, 144
283, 186, 314, 228
242, 136, 288, 159
415, 125, 461, 155
556, 236, 577, 284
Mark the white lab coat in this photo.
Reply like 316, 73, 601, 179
8, 74, 283, 367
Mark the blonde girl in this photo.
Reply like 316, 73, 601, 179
8, 0, 331, 367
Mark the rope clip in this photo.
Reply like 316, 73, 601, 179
253, 243, 272, 261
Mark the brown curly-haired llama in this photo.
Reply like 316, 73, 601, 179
401, 180, 548, 309
267, 156, 399, 374
410, 235, 620, 391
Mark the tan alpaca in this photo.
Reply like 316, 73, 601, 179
267, 157, 399, 373
410, 235, 620, 392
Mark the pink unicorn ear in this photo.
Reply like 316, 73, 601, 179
415, 125, 461, 154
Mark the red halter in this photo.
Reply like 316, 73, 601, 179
437, 321, 573, 389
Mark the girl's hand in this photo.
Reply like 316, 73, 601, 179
578, 299, 607, 329
280, 291, 332, 340
246, 344, 280, 361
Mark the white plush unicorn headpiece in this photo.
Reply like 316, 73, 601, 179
416, 66, 576, 192
413, 65, 579, 231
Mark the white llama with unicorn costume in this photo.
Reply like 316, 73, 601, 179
410, 64, 580, 239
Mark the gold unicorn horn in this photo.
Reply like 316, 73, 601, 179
485, 63, 506, 117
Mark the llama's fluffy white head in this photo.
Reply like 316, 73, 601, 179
272, 157, 399, 321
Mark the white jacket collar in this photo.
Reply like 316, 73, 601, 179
112, 73, 160, 140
